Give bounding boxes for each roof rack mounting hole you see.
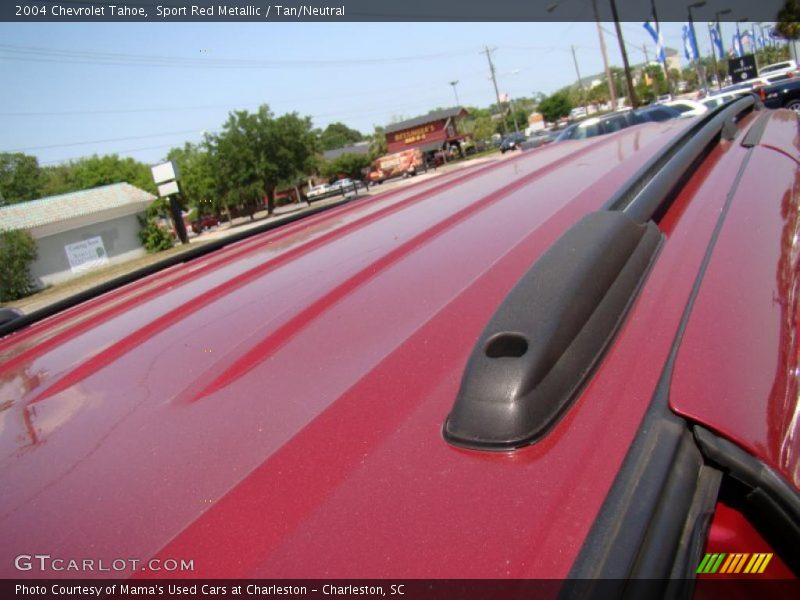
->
[485,333,529,358]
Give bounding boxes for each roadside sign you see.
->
[158,181,180,197]
[64,236,109,274]
[728,55,757,83]
[151,161,179,185]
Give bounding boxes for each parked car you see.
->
[758,59,798,78]
[518,129,558,150]
[1,97,798,583]
[556,105,682,142]
[306,183,331,200]
[499,132,527,153]
[190,214,220,234]
[701,88,755,110]
[569,106,588,119]
[329,177,360,193]
[759,78,800,112]
[664,99,709,117]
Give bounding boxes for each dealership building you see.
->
[0,182,155,288]
[383,107,469,157]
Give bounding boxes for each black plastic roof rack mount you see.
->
[444,96,758,452]
[444,211,661,451]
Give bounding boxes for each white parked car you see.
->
[664,99,708,117]
[330,178,360,193]
[758,60,798,78]
[307,184,331,199]
[701,89,753,110]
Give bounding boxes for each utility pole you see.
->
[609,0,638,108]
[571,45,589,116]
[591,0,617,110]
[483,46,507,135]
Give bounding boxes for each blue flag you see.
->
[731,32,744,57]
[643,21,666,64]
[682,24,698,61]
[709,22,724,60]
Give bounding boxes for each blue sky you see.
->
[0,20,767,166]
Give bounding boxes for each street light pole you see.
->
[570,45,589,116]
[715,9,731,57]
[449,80,460,107]
[688,2,708,95]
[482,46,508,135]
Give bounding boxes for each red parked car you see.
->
[0,96,797,590]
[190,214,220,234]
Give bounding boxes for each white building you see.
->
[0,182,155,288]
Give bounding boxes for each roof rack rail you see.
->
[606,95,757,223]
[443,96,757,451]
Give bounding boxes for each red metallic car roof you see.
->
[670,110,800,488]
[0,113,788,578]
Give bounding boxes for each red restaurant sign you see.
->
[386,119,457,153]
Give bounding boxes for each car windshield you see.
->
[669,104,694,114]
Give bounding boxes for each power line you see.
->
[6,128,215,152]
[0,54,517,119]
[0,43,478,69]
[10,98,450,156]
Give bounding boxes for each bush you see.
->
[0,229,38,301]
[138,217,175,253]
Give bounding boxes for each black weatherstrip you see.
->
[693,426,800,576]
[564,137,757,591]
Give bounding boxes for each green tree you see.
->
[322,153,372,181]
[137,217,175,253]
[369,126,388,158]
[41,155,156,197]
[538,92,573,123]
[638,65,668,104]
[214,105,318,216]
[776,0,800,41]
[0,153,43,204]
[587,83,610,105]
[0,229,38,301]
[318,122,364,151]
[681,66,699,91]
[470,115,496,141]
[501,106,530,134]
